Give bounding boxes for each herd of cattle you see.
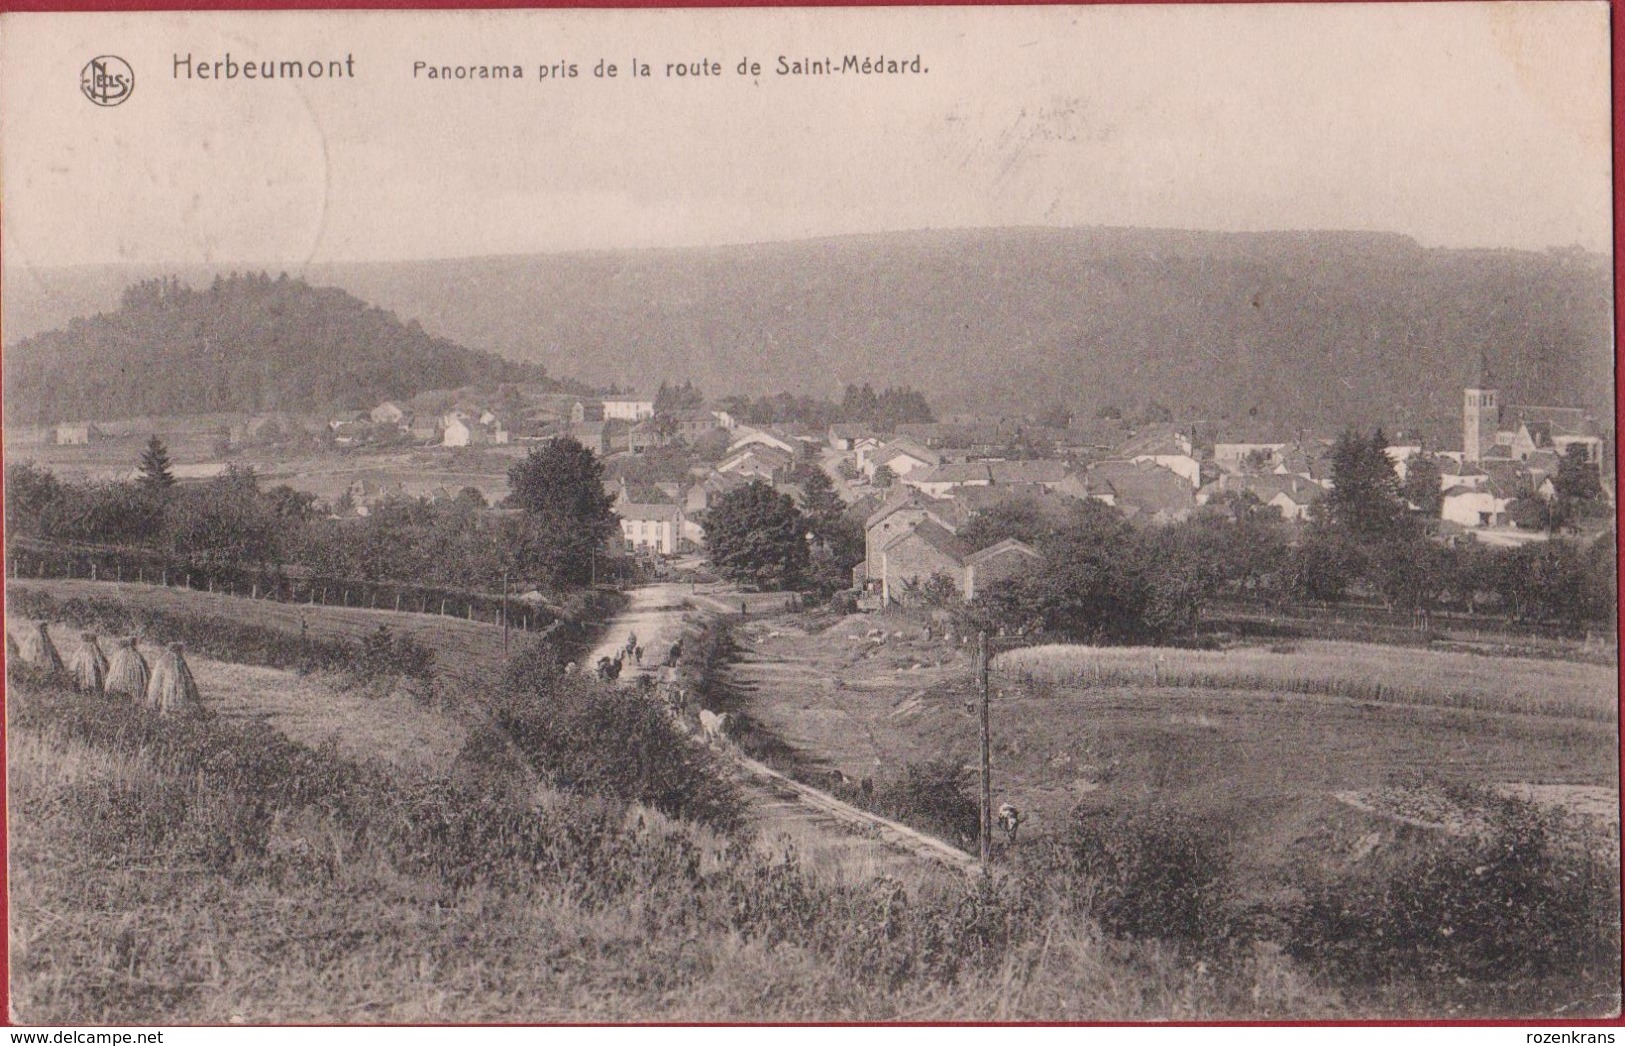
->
[561,631,732,742]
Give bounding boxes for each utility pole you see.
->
[977,630,992,871]
[502,572,510,656]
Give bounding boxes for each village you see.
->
[14,372,1614,613]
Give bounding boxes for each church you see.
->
[1462,386,1604,469]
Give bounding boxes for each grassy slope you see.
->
[7,675,1329,1023]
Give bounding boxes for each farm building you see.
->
[53,422,103,445]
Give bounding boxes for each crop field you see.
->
[7,579,517,687]
[997,640,1618,722]
[728,614,1619,881]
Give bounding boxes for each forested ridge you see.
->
[3,273,568,424]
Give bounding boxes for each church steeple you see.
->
[1463,353,1501,464]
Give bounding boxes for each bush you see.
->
[472,645,745,831]
[839,758,982,852]
[356,624,435,682]
[1285,785,1621,997]
[1039,801,1236,950]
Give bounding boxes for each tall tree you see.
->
[507,438,615,527]
[1552,444,1603,503]
[703,480,811,590]
[506,438,618,586]
[1401,453,1444,518]
[137,435,176,491]
[1324,428,1408,541]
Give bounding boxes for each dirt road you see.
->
[583,582,695,682]
[584,582,976,879]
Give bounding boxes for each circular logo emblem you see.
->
[80,55,134,107]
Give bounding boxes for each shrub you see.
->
[840,758,982,852]
[1038,801,1236,951]
[472,645,745,831]
[356,624,435,682]
[1285,785,1621,996]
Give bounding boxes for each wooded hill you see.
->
[4,228,1612,433]
[1,273,570,425]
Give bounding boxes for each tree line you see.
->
[6,437,622,595]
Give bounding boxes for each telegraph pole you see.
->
[977,630,992,870]
[502,572,510,656]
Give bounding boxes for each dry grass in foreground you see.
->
[8,671,1344,1024]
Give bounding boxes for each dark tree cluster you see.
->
[702,481,812,591]
[6,436,622,596]
[6,273,563,424]
[711,384,936,432]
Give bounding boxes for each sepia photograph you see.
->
[0,2,1618,1025]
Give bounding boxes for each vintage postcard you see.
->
[0,3,1617,1026]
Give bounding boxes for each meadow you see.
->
[7,671,1339,1023]
[996,640,1619,722]
[9,591,1618,1021]
[719,612,1620,1016]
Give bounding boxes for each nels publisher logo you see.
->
[80,55,134,107]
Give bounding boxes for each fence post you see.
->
[395,593,402,613]
[441,599,447,616]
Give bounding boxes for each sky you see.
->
[0,3,1613,270]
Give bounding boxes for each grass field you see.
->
[7,579,516,688]
[998,640,1618,721]
[9,672,1340,1023]
[728,612,1619,892]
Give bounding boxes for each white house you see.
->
[619,503,684,555]
[442,413,488,448]
[370,401,409,426]
[903,462,993,497]
[1213,443,1287,472]
[603,395,656,422]
[1442,488,1510,529]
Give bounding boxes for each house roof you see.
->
[828,423,874,440]
[1508,405,1598,437]
[604,394,654,404]
[909,462,994,485]
[964,538,1042,568]
[1087,460,1195,518]
[877,437,942,466]
[986,459,1072,485]
[865,488,956,532]
[618,503,682,522]
[881,518,968,563]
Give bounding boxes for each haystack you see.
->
[146,642,203,717]
[68,632,108,693]
[105,637,150,699]
[17,621,65,674]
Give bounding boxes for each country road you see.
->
[585,581,978,880]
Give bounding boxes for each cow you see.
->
[998,803,1022,844]
[698,708,730,742]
